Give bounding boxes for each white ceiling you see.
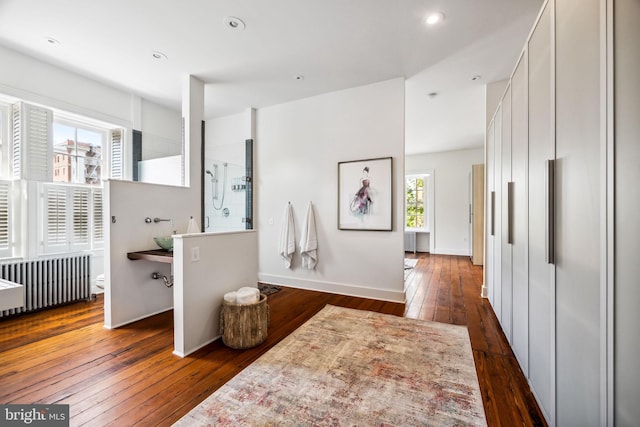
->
[0,0,541,154]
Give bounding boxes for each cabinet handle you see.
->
[545,160,555,264]
[491,191,495,236]
[507,182,514,244]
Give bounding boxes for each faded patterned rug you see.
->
[174,305,486,426]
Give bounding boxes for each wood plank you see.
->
[0,254,545,427]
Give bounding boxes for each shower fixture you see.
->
[207,162,228,210]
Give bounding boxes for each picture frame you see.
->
[338,157,392,231]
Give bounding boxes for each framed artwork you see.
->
[338,157,392,231]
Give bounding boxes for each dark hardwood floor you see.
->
[0,253,545,426]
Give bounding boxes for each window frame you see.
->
[52,117,107,185]
[405,174,428,231]
[405,172,434,234]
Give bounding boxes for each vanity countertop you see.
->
[127,250,173,264]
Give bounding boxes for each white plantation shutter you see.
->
[41,184,96,253]
[92,189,103,246]
[0,181,11,258]
[44,185,67,251]
[71,188,90,248]
[110,129,123,179]
[11,104,21,179]
[12,102,53,181]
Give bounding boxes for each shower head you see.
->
[205,170,214,177]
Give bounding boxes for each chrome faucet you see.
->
[153,217,171,223]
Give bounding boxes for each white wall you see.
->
[256,78,405,302]
[140,100,182,160]
[406,148,484,256]
[139,155,182,186]
[104,180,200,328]
[173,230,258,357]
[0,45,133,127]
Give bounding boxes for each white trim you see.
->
[433,248,470,257]
[173,335,221,358]
[257,274,406,303]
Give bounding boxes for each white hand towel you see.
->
[278,203,296,268]
[236,288,259,305]
[223,291,237,303]
[300,202,318,269]
[238,286,260,301]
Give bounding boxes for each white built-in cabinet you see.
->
[614,1,640,426]
[484,0,640,425]
[510,53,528,376]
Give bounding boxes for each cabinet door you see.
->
[500,86,513,342]
[555,0,602,425]
[485,119,495,305]
[527,2,555,421]
[615,0,640,425]
[493,105,503,320]
[511,53,529,374]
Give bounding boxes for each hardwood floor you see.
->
[0,253,545,426]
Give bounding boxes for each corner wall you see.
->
[256,78,405,302]
[406,148,484,256]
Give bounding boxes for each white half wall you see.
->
[256,78,405,302]
[104,180,200,328]
[406,148,484,256]
[173,230,258,357]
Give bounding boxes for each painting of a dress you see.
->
[350,166,373,215]
[338,157,392,231]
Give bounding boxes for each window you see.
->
[406,176,425,229]
[53,121,103,184]
[0,100,120,259]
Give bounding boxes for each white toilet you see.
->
[96,273,105,289]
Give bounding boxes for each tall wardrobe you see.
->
[484,0,639,426]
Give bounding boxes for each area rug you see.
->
[174,305,486,426]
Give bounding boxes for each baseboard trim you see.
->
[258,274,406,303]
[433,248,471,256]
[174,335,222,358]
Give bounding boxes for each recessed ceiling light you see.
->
[294,75,304,81]
[224,16,246,31]
[425,12,445,25]
[151,51,168,60]
[45,36,60,46]
[471,75,482,81]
